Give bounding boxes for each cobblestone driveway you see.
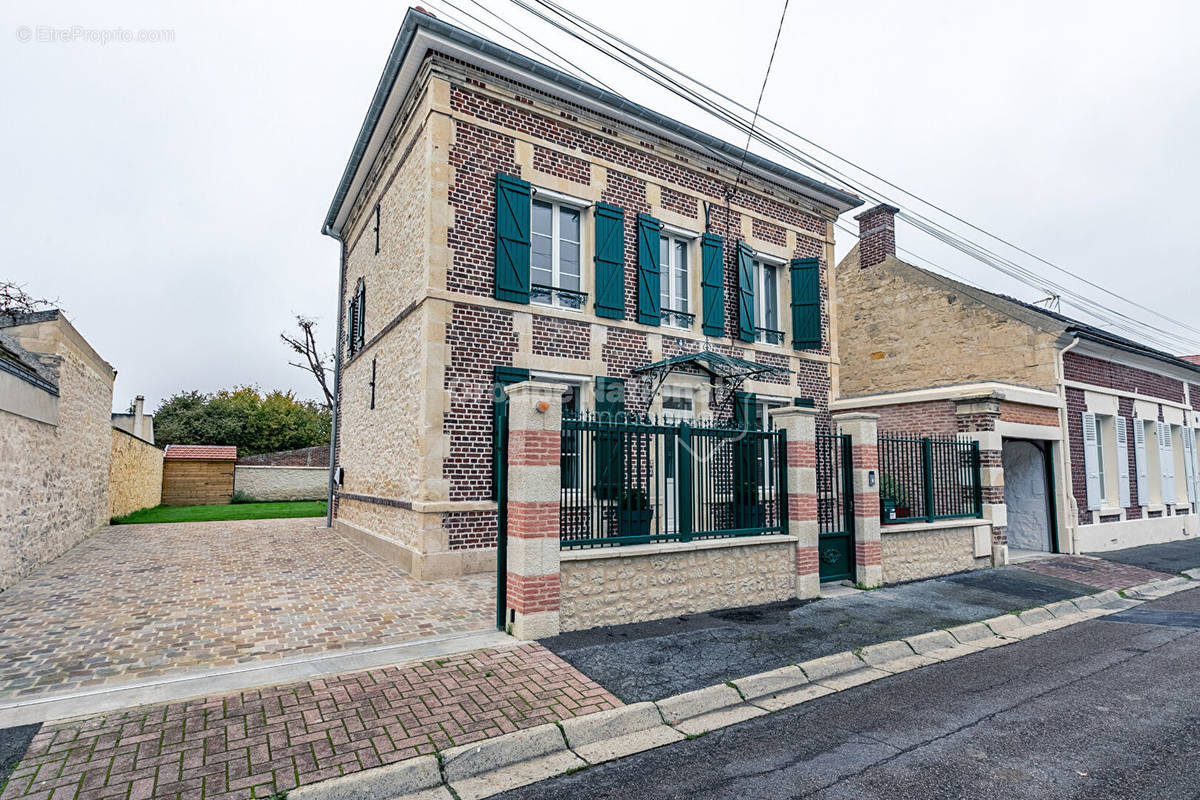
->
[0,519,492,699]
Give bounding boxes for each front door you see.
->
[1003,439,1055,553]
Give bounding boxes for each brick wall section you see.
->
[601,328,653,414]
[532,315,589,360]
[532,145,589,185]
[660,186,697,218]
[957,410,1000,433]
[444,510,497,550]
[1065,387,1089,526]
[447,119,519,298]
[871,400,957,435]
[445,304,517,502]
[999,401,1060,428]
[1191,384,1200,411]
[1063,352,1184,404]
[752,216,786,247]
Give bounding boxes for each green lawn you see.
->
[111,501,327,525]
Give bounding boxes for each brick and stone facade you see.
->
[836,204,1200,563]
[324,11,859,583]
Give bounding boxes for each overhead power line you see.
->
[496,0,1200,352]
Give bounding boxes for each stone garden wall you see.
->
[108,428,163,518]
[234,465,327,502]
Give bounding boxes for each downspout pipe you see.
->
[1056,336,1082,554]
[326,237,347,528]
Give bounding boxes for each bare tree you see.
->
[281,315,334,409]
[0,281,55,324]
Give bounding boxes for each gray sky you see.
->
[4,0,1198,413]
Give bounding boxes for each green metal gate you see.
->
[817,432,855,582]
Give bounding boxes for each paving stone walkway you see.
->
[0,520,492,699]
[0,643,619,800]
[1012,554,1172,591]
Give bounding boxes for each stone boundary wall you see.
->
[108,427,163,518]
[234,465,327,502]
[880,521,992,584]
[237,445,329,467]
[559,537,797,633]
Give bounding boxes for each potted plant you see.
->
[617,487,653,537]
[879,474,910,523]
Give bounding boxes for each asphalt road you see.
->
[500,588,1200,800]
[543,567,1097,701]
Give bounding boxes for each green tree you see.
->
[154,386,330,456]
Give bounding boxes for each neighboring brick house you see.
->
[322,9,862,580]
[836,204,1200,565]
[0,310,116,590]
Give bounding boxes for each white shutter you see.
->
[1082,411,1101,511]
[1183,429,1197,505]
[1191,430,1200,509]
[1115,417,1131,508]
[1133,419,1149,505]
[1160,422,1177,506]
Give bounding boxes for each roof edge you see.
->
[323,9,862,238]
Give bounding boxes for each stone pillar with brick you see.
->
[770,405,820,599]
[955,393,1007,566]
[504,380,566,639]
[834,412,883,588]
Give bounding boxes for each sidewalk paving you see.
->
[0,644,619,800]
[1011,553,1172,590]
[1086,538,1200,575]
[0,520,492,701]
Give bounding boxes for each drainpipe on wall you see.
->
[1056,336,1082,554]
[326,238,348,529]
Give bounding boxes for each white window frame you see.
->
[530,195,585,311]
[659,227,695,329]
[752,255,784,345]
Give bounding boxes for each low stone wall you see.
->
[108,428,163,518]
[559,536,797,633]
[880,520,992,584]
[234,465,327,502]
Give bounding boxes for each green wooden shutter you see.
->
[736,241,755,342]
[701,233,725,337]
[636,213,662,326]
[594,203,626,320]
[790,257,821,350]
[492,366,530,501]
[595,376,626,499]
[494,173,531,304]
[794,397,816,408]
[346,295,356,356]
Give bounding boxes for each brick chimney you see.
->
[855,203,899,269]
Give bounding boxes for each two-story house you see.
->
[322,8,861,580]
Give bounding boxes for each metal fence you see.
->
[877,433,983,524]
[560,413,787,548]
[817,432,852,536]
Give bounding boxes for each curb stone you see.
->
[289,755,448,800]
[797,652,888,690]
[440,723,583,800]
[655,683,764,736]
[733,666,832,711]
[946,622,1009,649]
[560,702,684,765]
[347,578,1199,799]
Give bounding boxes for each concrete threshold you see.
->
[0,628,513,727]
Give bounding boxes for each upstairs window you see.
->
[659,234,692,329]
[753,258,782,345]
[531,199,582,309]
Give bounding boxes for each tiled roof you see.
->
[164,445,237,461]
[1183,356,1200,366]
